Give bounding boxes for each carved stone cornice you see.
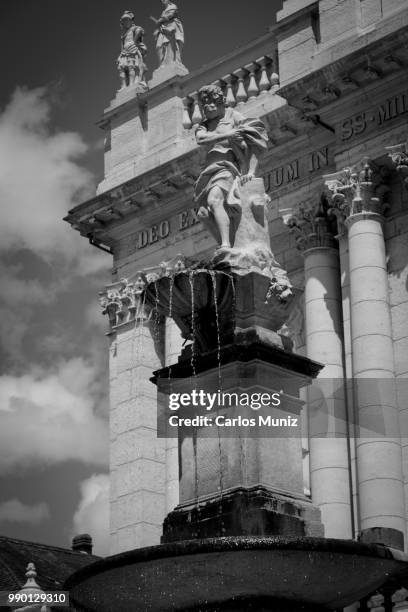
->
[63,153,201,244]
[286,194,338,252]
[278,26,408,114]
[324,158,390,228]
[99,255,188,330]
[386,142,408,190]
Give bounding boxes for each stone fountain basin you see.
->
[65,537,408,611]
[143,270,233,318]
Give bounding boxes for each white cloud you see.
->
[0,86,108,273]
[0,499,50,524]
[0,86,110,363]
[0,357,108,473]
[72,474,110,557]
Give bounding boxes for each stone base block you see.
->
[162,486,324,543]
[359,526,404,551]
[149,62,189,87]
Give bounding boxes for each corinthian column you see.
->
[325,158,405,550]
[287,195,353,539]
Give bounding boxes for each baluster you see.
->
[233,68,248,105]
[221,74,236,107]
[182,97,192,129]
[245,62,259,99]
[256,56,272,94]
[190,91,203,125]
[270,70,280,93]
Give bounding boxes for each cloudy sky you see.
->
[0,0,282,556]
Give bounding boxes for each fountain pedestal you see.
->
[154,340,324,543]
[148,271,324,542]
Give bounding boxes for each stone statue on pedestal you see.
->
[193,85,291,298]
[150,0,184,65]
[117,10,147,89]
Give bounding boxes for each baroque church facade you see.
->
[61,0,408,607]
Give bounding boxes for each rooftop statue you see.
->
[150,0,184,66]
[193,85,292,298]
[117,10,147,89]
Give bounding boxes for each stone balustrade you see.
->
[182,55,279,129]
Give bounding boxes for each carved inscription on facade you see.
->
[137,208,200,249]
[263,146,330,191]
[340,91,408,142]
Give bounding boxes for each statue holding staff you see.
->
[117,10,147,89]
[150,0,184,65]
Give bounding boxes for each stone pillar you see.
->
[287,195,353,539]
[100,279,166,554]
[325,159,405,550]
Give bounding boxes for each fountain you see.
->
[65,86,408,611]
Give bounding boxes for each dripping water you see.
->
[210,270,225,536]
[154,280,161,353]
[189,271,196,378]
[167,275,174,382]
[209,270,222,389]
[131,280,147,399]
[230,274,246,494]
[188,270,200,525]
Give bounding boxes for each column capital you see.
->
[99,276,151,330]
[324,157,391,228]
[100,255,188,330]
[286,194,338,252]
[386,141,408,190]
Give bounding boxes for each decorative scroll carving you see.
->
[100,256,188,329]
[386,142,408,190]
[99,277,148,328]
[286,194,338,251]
[324,157,390,227]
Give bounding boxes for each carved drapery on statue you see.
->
[151,1,184,66]
[193,85,292,299]
[117,10,147,89]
